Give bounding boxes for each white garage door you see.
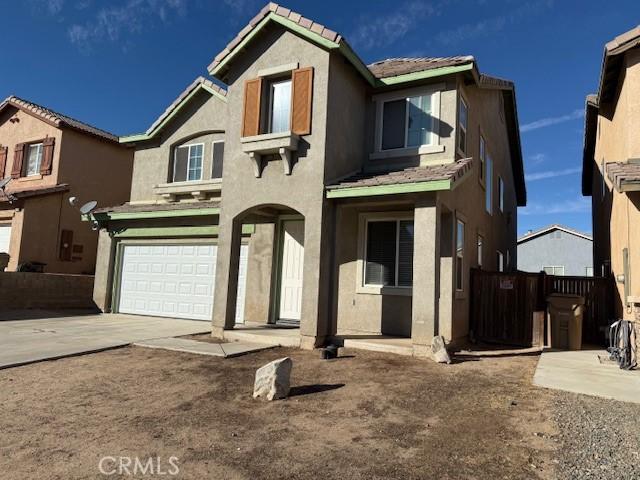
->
[118,243,248,322]
[0,224,11,253]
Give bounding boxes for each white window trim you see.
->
[25,142,43,177]
[457,94,468,156]
[372,84,443,159]
[211,140,224,179]
[173,142,204,182]
[478,133,486,187]
[498,175,505,212]
[497,251,504,272]
[543,265,565,276]
[356,211,414,296]
[485,152,493,216]
[267,78,292,134]
[455,218,465,292]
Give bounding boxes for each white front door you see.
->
[279,220,304,321]
[0,224,11,253]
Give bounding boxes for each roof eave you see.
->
[582,99,599,196]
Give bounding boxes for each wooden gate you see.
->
[470,269,612,347]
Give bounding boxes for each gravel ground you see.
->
[553,392,640,479]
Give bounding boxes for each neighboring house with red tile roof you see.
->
[583,24,640,321]
[93,2,525,355]
[0,96,133,274]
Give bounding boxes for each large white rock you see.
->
[431,335,451,364]
[253,357,293,401]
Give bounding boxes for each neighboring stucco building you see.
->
[93,3,526,354]
[517,224,593,276]
[583,25,640,320]
[0,96,133,274]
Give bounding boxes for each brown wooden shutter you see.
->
[11,143,25,179]
[291,67,314,135]
[0,146,7,178]
[40,137,55,175]
[242,78,262,137]
[59,229,73,261]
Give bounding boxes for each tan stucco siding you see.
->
[129,90,227,203]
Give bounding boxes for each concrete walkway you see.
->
[0,312,210,369]
[533,348,640,404]
[133,337,275,357]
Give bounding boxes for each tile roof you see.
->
[208,2,342,73]
[0,183,69,202]
[367,56,474,78]
[94,200,221,215]
[606,161,640,192]
[327,158,473,191]
[0,96,120,143]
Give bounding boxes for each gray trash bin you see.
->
[547,293,585,350]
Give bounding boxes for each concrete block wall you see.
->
[0,272,97,310]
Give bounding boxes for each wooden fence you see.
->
[470,269,612,347]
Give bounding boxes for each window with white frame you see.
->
[498,176,505,212]
[212,141,224,179]
[25,143,43,176]
[364,219,414,288]
[497,251,504,272]
[485,153,493,214]
[477,234,484,269]
[173,143,203,182]
[268,78,292,133]
[456,219,465,290]
[543,266,565,276]
[458,96,468,154]
[380,92,436,151]
[479,135,486,184]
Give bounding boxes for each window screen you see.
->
[397,220,414,287]
[212,141,224,179]
[365,221,397,286]
[381,99,406,150]
[173,146,189,182]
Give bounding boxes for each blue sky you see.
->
[1,0,638,236]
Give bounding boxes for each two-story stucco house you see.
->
[583,25,640,320]
[517,224,593,276]
[93,3,525,355]
[0,96,133,274]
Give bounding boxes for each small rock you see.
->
[510,400,518,406]
[253,357,293,401]
[431,335,451,364]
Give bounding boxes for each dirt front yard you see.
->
[0,345,560,479]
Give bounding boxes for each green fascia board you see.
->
[94,207,220,221]
[326,179,452,199]
[209,13,377,87]
[377,63,474,86]
[114,224,255,239]
[119,84,225,144]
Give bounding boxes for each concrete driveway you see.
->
[0,312,211,369]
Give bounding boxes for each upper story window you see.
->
[485,153,493,215]
[496,251,504,272]
[479,135,486,184]
[456,219,465,291]
[25,143,43,176]
[268,78,292,133]
[458,96,468,154]
[381,94,434,150]
[212,141,224,179]
[173,143,203,182]
[498,175,505,212]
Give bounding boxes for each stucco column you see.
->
[438,210,454,342]
[411,197,440,356]
[211,214,242,337]
[298,202,334,349]
[93,229,116,312]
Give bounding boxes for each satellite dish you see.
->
[0,178,11,189]
[79,200,97,215]
[68,196,77,206]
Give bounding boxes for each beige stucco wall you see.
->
[0,106,133,274]
[591,48,640,319]
[129,90,227,203]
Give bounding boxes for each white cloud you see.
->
[68,0,187,52]
[520,109,584,133]
[350,1,438,50]
[519,196,590,216]
[527,153,547,165]
[436,0,553,45]
[525,166,582,182]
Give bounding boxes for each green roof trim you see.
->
[326,179,452,199]
[209,12,377,87]
[378,63,474,86]
[113,224,255,239]
[119,83,226,144]
[93,206,220,221]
